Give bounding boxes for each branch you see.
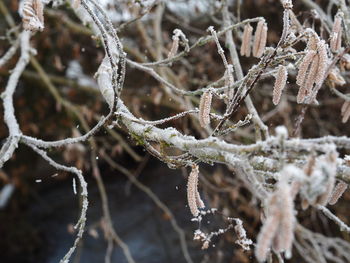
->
[0,31,31,167]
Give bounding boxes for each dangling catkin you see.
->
[256,23,268,58]
[198,90,212,128]
[296,51,316,87]
[168,30,181,59]
[256,180,295,261]
[273,184,294,257]
[315,40,328,86]
[302,53,319,101]
[272,65,288,105]
[341,100,350,115]
[296,86,307,104]
[297,52,318,103]
[341,101,350,123]
[224,65,235,101]
[306,33,318,51]
[168,38,179,59]
[255,194,280,262]
[256,215,279,262]
[22,0,44,32]
[330,12,343,52]
[328,181,348,205]
[241,24,253,57]
[253,20,265,57]
[33,0,43,24]
[187,165,200,217]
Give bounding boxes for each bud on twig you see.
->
[22,0,44,32]
[198,90,212,128]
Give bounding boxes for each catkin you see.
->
[187,165,200,217]
[330,12,343,52]
[295,39,329,104]
[328,181,348,205]
[336,30,343,51]
[224,65,235,101]
[255,194,280,262]
[256,23,268,58]
[302,53,319,101]
[275,184,294,257]
[315,40,328,86]
[253,20,265,57]
[341,100,350,115]
[198,90,212,128]
[271,183,294,254]
[256,181,295,261]
[296,51,317,104]
[317,179,335,206]
[196,190,205,208]
[341,101,350,123]
[315,152,337,206]
[255,213,280,262]
[296,86,307,104]
[306,33,318,51]
[22,0,44,32]
[168,37,179,59]
[241,24,253,57]
[272,65,288,105]
[296,51,316,86]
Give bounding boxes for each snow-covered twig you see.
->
[0,31,31,168]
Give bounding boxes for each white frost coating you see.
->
[95,56,115,109]
[27,144,88,263]
[0,40,20,68]
[275,125,288,139]
[317,205,350,233]
[72,177,77,195]
[281,164,306,182]
[300,149,338,205]
[234,218,253,250]
[251,156,278,170]
[116,99,347,159]
[1,31,31,168]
